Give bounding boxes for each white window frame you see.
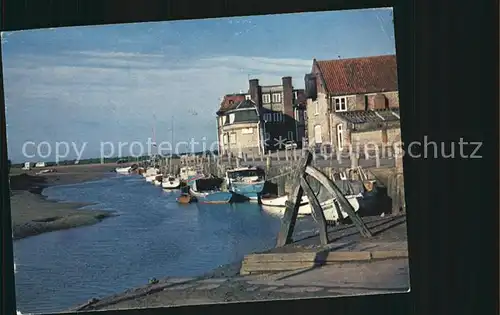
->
[273,112,282,122]
[333,96,347,112]
[245,94,252,100]
[263,113,272,122]
[241,128,254,134]
[229,113,235,124]
[314,125,322,144]
[272,93,282,103]
[262,94,271,103]
[293,91,298,100]
[230,132,237,144]
[314,101,319,116]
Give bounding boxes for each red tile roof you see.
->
[315,55,398,96]
[217,94,246,114]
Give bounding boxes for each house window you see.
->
[222,116,227,125]
[273,112,283,122]
[293,91,298,100]
[314,125,322,144]
[262,94,271,103]
[333,97,347,112]
[230,133,237,144]
[288,131,294,141]
[229,113,235,124]
[223,133,229,145]
[245,94,251,100]
[241,128,254,134]
[314,101,319,115]
[263,113,272,122]
[272,93,282,103]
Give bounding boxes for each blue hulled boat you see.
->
[225,166,267,202]
[188,176,248,204]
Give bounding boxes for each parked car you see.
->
[284,140,298,150]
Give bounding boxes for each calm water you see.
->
[13,175,291,314]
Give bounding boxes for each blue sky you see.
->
[2,8,395,163]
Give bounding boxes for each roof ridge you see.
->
[316,54,396,63]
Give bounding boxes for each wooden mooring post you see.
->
[276,150,372,247]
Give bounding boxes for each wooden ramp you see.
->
[240,248,408,275]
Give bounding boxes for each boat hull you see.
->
[162,179,181,189]
[229,181,266,201]
[116,167,131,174]
[260,194,361,220]
[188,188,233,204]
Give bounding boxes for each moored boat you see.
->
[188,177,248,204]
[162,175,181,189]
[226,166,266,202]
[115,166,132,174]
[260,193,361,221]
[153,174,163,186]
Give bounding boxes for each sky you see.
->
[1,8,395,163]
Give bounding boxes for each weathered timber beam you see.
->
[276,150,313,247]
[300,176,329,245]
[305,165,373,238]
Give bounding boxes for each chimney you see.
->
[249,79,261,107]
[282,76,293,118]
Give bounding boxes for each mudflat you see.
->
[9,163,126,240]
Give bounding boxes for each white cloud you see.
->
[3,50,312,161]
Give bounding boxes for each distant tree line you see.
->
[9,150,219,168]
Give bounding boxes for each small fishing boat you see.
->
[260,194,361,221]
[162,175,181,189]
[153,174,163,186]
[179,166,200,181]
[115,166,131,174]
[226,166,266,202]
[188,177,247,204]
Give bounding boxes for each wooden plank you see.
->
[300,176,329,245]
[276,151,313,247]
[244,252,317,263]
[305,166,373,238]
[240,261,315,274]
[324,251,372,262]
[371,250,408,259]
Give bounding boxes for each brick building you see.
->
[304,54,400,151]
[216,77,307,156]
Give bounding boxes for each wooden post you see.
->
[293,149,297,161]
[285,149,289,161]
[350,153,359,169]
[375,147,381,168]
[300,177,329,244]
[276,151,312,247]
[305,166,372,237]
[278,177,286,196]
[266,155,272,173]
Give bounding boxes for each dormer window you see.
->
[245,94,251,100]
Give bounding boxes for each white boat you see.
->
[116,166,131,174]
[145,175,156,183]
[162,176,181,189]
[260,194,361,222]
[179,166,200,181]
